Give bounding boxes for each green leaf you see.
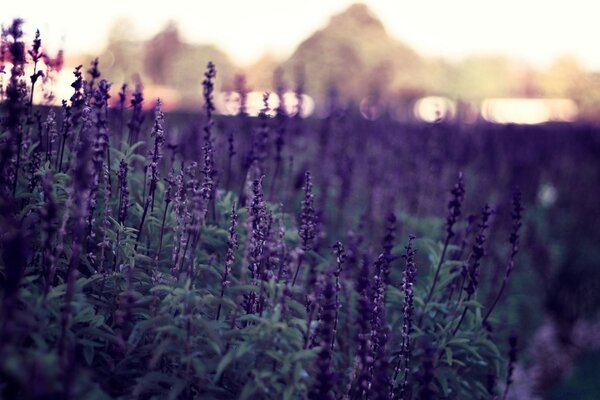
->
[479,338,501,358]
[213,342,251,383]
[83,346,95,365]
[445,347,453,366]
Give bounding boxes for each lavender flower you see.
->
[117,159,129,224]
[27,29,44,111]
[180,162,207,279]
[225,127,236,190]
[127,82,144,146]
[465,204,493,296]
[370,253,392,400]
[148,99,165,211]
[1,19,27,196]
[292,171,316,286]
[68,64,84,125]
[216,202,238,320]
[348,255,373,399]
[201,133,215,203]
[134,99,166,251]
[503,334,518,400]
[86,79,111,241]
[451,204,493,336]
[117,83,127,148]
[27,136,41,192]
[202,61,216,141]
[118,83,127,110]
[331,241,345,353]
[447,172,466,239]
[423,172,465,312]
[243,176,268,314]
[44,109,57,162]
[483,189,524,323]
[310,269,337,400]
[170,162,191,275]
[113,159,129,270]
[392,234,417,400]
[202,62,217,220]
[273,213,289,283]
[87,57,101,92]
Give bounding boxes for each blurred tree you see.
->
[144,21,183,85]
[283,3,424,101]
[541,56,600,120]
[100,17,145,86]
[445,55,519,99]
[243,53,281,91]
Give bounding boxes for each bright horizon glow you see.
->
[4,1,600,70]
[481,98,578,124]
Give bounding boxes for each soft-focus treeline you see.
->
[78,4,600,118]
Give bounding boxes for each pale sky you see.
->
[4,0,600,70]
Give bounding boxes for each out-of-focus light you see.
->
[481,98,578,124]
[217,91,279,116]
[216,91,241,116]
[31,67,72,107]
[217,91,310,117]
[246,92,280,117]
[538,183,558,207]
[414,96,455,122]
[282,92,315,118]
[359,96,383,120]
[143,86,181,111]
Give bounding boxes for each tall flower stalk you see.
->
[392,234,417,400]
[243,176,268,315]
[292,171,316,286]
[421,173,465,321]
[347,256,373,399]
[134,100,164,251]
[483,189,524,323]
[310,269,337,400]
[216,202,238,320]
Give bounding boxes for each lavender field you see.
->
[1,17,600,400]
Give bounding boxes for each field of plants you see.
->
[1,20,600,400]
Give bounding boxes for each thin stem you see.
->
[134,197,151,252]
[155,201,170,261]
[291,254,304,287]
[483,276,509,324]
[425,236,450,304]
[419,236,450,325]
[450,294,472,336]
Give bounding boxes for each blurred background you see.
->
[4,0,600,122]
[3,2,600,399]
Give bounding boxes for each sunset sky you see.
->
[4,0,600,69]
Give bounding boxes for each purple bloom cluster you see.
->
[393,234,417,400]
[311,270,337,400]
[244,176,269,314]
[465,204,493,296]
[217,202,239,320]
[0,28,551,399]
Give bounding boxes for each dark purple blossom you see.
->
[483,189,524,323]
[310,269,337,400]
[217,202,239,320]
[392,234,417,400]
